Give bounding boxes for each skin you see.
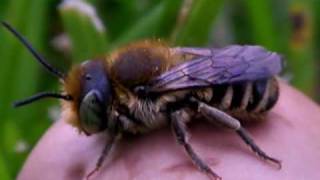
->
[18,82,320,180]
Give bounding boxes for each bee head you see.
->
[75,60,112,135]
[2,22,112,135]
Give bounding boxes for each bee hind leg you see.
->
[171,110,221,180]
[193,98,281,169]
[236,127,281,169]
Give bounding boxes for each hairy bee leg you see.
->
[171,110,221,180]
[195,100,281,168]
[86,133,118,180]
[118,115,139,132]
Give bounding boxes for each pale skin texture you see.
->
[18,82,320,180]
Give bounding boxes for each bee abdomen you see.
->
[195,77,279,121]
[245,77,279,113]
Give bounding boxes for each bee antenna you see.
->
[13,92,73,108]
[1,21,65,79]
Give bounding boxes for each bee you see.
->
[2,22,282,180]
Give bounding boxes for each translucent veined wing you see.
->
[147,45,283,92]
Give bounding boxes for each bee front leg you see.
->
[171,110,221,180]
[86,131,120,180]
[194,99,281,168]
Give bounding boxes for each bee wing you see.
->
[147,45,283,92]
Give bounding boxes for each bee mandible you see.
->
[2,22,282,180]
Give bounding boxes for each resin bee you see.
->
[3,22,282,180]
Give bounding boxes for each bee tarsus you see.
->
[236,127,282,169]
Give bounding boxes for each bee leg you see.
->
[86,132,119,180]
[236,127,281,169]
[195,100,281,169]
[171,110,221,180]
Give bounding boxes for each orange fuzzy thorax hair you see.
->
[107,40,177,89]
[61,65,83,129]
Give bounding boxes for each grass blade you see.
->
[59,0,108,62]
[174,0,224,46]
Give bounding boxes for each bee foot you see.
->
[85,167,99,180]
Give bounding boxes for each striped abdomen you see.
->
[195,77,279,122]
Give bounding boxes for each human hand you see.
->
[18,82,320,180]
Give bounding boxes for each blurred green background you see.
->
[0,0,319,179]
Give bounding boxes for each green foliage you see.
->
[0,0,51,178]
[59,1,108,62]
[174,0,224,46]
[110,0,183,49]
[0,0,318,179]
[243,0,279,50]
